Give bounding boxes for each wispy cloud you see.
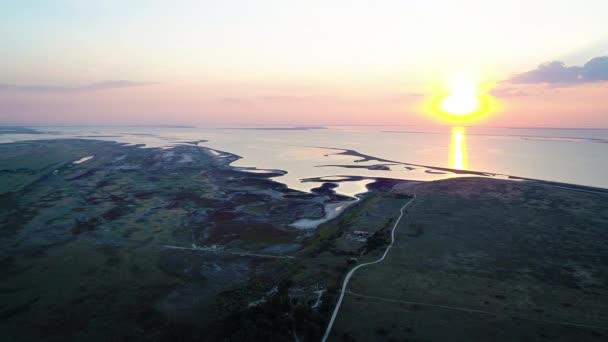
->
[489,86,529,97]
[0,80,155,93]
[260,95,338,103]
[509,56,608,85]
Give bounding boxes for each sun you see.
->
[421,75,498,124]
[439,79,480,116]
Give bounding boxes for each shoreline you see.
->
[308,145,608,193]
[1,124,607,192]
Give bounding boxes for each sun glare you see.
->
[449,126,468,170]
[422,75,498,124]
[439,80,480,115]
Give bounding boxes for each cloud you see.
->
[489,86,529,97]
[0,80,155,93]
[510,56,608,84]
[261,95,336,103]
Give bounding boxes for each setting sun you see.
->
[422,75,499,124]
[439,80,480,116]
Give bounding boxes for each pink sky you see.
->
[1,81,607,128]
[2,1,608,128]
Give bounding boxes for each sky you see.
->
[1,0,608,127]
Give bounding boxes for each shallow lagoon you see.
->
[2,125,607,196]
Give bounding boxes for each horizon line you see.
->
[2,123,608,130]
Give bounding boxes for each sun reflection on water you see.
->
[449,127,468,170]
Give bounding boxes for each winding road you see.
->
[321,193,416,342]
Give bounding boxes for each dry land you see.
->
[0,139,408,341]
[1,139,607,341]
[331,178,608,341]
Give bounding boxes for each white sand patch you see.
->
[73,155,94,164]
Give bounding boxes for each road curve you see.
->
[321,194,416,342]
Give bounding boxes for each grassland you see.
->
[331,177,608,341]
[0,139,331,340]
[2,139,607,341]
[0,139,411,341]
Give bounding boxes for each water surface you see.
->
[2,125,606,195]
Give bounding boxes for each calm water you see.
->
[2,125,607,195]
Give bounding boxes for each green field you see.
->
[331,178,608,341]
